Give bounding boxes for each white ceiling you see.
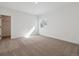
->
[0,2,73,15]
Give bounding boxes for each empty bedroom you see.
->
[0,2,79,56]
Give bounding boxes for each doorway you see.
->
[0,15,11,39]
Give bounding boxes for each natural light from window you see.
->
[24,26,35,38]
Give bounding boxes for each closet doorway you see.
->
[0,15,11,39]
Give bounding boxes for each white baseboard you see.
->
[40,34,79,45]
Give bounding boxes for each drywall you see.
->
[0,6,37,38]
[39,3,79,44]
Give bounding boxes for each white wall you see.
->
[39,3,79,44]
[0,6,37,38]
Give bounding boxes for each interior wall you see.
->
[0,6,37,38]
[39,3,79,44]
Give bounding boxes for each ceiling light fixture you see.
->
[34,2,38,4]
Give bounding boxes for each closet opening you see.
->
[0,15,11,39]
